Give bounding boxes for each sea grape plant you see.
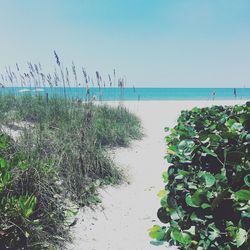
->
[149,102,250,249]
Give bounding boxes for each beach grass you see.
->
[0,94,142,249]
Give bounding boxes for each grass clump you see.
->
[0,94,142,249]
[149,102,250,249]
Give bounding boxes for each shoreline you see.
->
[100,99,248,103]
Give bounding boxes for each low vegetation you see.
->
[0,94,142,249]
[149,102,250,249]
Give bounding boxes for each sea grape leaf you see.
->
[201,146,217,157]
[226,119,237,127]
[185,195,199,208]
[244,174,250,187]
[162,172,168,183]
[178,140,196,156]
[148,225,166,241]
[192,107,200,113]
[160,196,168,208]
[167,149,176,155]
[171,228,190,245]
[169,207,183,221]
[226,225,237,238]
[234,190,250,201]
[209,134,222,148]
[231,122,243,131]
[175,174,184,180]
[201,203,211,209]
[236,228,247,247]
[157,207,170,223]
[178,170,190,177]
[199,132,210,142]
[202,172,216,188]
[167,196,178,209]
[208,223,220,241]
[157,189,167,198]
[191,190,205,206]
[184,226,195,236]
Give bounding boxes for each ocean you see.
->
[1,87,250,101]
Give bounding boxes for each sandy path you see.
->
[66,100,246,250]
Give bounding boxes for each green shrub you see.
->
[150,103,250,249]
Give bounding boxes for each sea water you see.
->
[1,87,249,101]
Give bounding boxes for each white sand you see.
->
[66,100,246,250]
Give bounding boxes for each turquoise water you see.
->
[1,87,249,101]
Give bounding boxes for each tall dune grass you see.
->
[0,53,142,249]
[0,51,127,102]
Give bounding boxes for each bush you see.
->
[149,103,250,249]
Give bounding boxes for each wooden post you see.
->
[45,92,49,104]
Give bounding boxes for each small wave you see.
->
[18,89,31,93]
[32,88,45,92]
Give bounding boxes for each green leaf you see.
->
[208,223,220,241]
[184,226,195,236]
[178,140,196,156]
[231,122,243,131]
[178,169,190,177]
[18,161,29,171]
[0,158,7,169]
[24,208,34,218]
[234,189,250,201]
[226,225,237,238]
[169,208,183,221]
[157,189,167,198]
[236,228,247,247]
[162,172,168,183]
[192,107,200,113]
[201,146,217,157]
[191,190,205,206]
[185,195,199,208]
[226,118,237,127]
[202,172,216,188]
[148,225,166,241]
[171,228,191,245]
[243,174,250,187]
[157,207,170,223]
[149,225,160,234]
[201,203,211,209]
[160,196,168,208]
[2,171,11,185]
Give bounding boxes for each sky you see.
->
[0,0,250,87]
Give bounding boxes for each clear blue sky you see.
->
[0,0,250,87]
